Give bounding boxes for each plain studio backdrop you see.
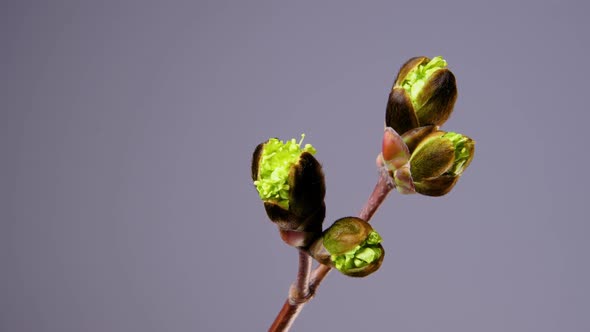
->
[2,1,589,331]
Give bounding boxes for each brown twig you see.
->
[268,250,312,332]
[268,173,394,331]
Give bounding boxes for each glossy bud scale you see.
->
[386,56,457,135]
[252,135,326,247]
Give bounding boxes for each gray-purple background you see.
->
[2,1,589,331]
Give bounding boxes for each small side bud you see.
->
[380,127,416,194]
[381,127,410,170]
[310,217,385,277]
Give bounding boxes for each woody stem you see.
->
[268,173,394,332]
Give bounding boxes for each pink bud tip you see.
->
[381,127,410,170]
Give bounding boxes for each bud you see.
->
[252,134,326,247]
[380,127,415,194]
[386,56,457,134]
[408,130,475,196]
[309,217,384,277]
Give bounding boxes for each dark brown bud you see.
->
[252,135,326,247]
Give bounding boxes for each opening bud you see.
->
[252,134,317,209]
[311,217,385,277]
[252,134,326,247]
[386,56,457,134]
[408,131,475,196]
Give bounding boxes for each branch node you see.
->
[288,283,314,305]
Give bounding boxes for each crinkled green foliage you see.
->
[331,231,383,272]
[401,56,447,108]
[253,134,316,209]
[443,132,471,175]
